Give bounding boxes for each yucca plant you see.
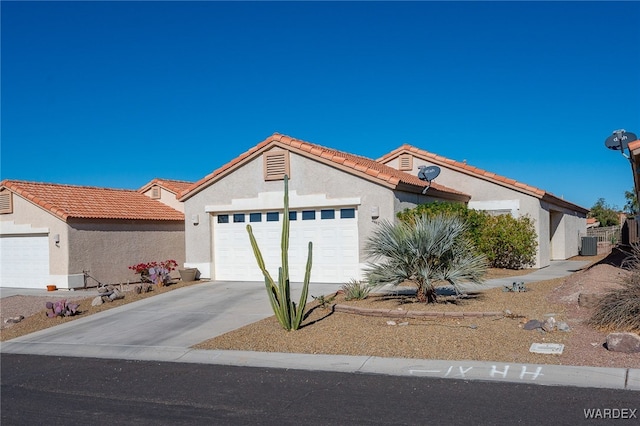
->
[246,175,313,331]
[364,213,487,303]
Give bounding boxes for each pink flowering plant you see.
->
[128,260,178,286]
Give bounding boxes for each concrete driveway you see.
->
[0,280,341,359]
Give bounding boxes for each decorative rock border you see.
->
[333,304,502,319]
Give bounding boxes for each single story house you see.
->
[0,180,185,289]
[179,134,588,283]
[178,133,469,283]
[377,144,589,268]
[138,178,193,213]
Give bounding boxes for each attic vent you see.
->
[0,191,12,214]
[399,154,413,171]
[150,186,161,199]
[264,150,290,181]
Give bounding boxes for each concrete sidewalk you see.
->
[2,260,639,391]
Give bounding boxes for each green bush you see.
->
[398,202,537,270]
[476,214,537,269]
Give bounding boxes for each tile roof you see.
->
[378,144,589,213]
[138,178,193,195]
[1,180,184,221]
[179,133,469,201]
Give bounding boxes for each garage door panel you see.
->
[214,210,358,283]
[0,235,50,289]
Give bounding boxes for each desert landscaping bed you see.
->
[2,254,639,369]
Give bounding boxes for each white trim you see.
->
[49,274,85,290]
[184,262,210,279]
[468,200,520,216]
[0,221,49,235]
[205,191,361,213]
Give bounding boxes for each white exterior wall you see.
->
[382,155,587,268]
[183,149,437,280]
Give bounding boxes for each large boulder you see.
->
[606,332,640,353]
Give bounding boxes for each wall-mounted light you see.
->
[191,214,199,225]
[370,206,380,220]
[53,234,60,245]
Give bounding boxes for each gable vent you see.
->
[0,191,13,214]
[150,186,161,199]
[264,150,290,181]
[399,154,413,171]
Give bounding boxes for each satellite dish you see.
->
[417,165,441,195]
[418,165,441,182]
[605,130,638,151]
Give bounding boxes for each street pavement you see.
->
[1,260,639,391]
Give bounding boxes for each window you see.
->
[250,213,261,222]
[302,210,316,220]
[263,150,290,181]
[217,214,229,224]
[289,211,297,221]
[233,213,245,223]
[266,212,279,222]
[340,208,356,219]
[321,209,335,220]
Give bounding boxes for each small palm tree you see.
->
[364,213,487,303]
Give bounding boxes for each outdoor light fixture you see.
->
[191,214,199,225]
[53,234,60,244]
[370,206,380,220]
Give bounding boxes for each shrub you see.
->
[341,279,371,301]
[398,202,537,270]
[365,213,487,303]
[476,214,537,269]
[588,245,640,332]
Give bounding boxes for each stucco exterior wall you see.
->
[183,149,436,279]
[381,155,589,268]
[0,194,70,276]
[67,219,185,285]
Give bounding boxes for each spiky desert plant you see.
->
[588,244,640,332]
[364,213,487,303]
[247,175,313,331]
[341,279,372,301]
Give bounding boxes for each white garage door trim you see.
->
[213,207,359,283]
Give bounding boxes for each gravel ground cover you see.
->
[2,253,639,369]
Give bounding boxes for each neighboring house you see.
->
[138,178,193,213]
[0,180,185,289]
[377,144,588,268]
[178,133,469,283]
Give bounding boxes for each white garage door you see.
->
[214,208,359,283]
[0,234,50,288]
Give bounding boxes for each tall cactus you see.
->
[246,175,313,331]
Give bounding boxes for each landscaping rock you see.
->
[605,332,640,353]
[4,315,24,324]
[542,317,556,332]
[91,296,103,306]
[523,319,543,330]
[557,322,571,332]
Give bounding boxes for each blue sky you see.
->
[2,1,639,210]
